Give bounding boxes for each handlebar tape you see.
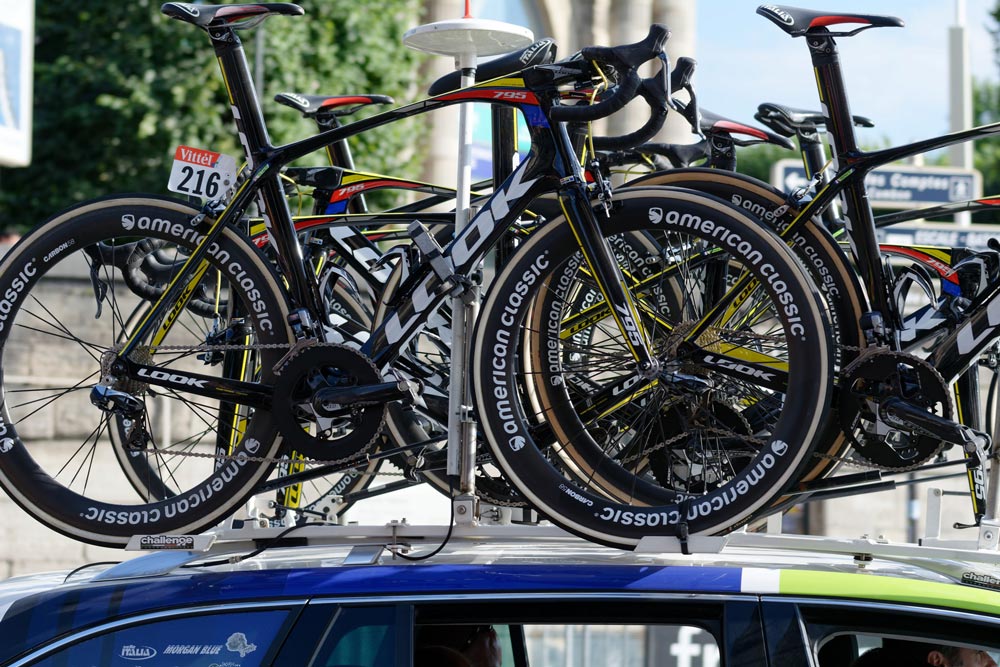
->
[591,63,670,151]
[549,24,669,123]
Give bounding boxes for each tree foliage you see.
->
[735,144,794,187]
[973,80,1000,201]
[0,0,426,229]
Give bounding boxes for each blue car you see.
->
[2,525,999,667]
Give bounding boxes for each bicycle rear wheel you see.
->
[627,169,865,485]
[472,187,833,547]
[0,195,291,546]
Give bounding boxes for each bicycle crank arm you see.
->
[313,380,420,416]
[880,397,991,455]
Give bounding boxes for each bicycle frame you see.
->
[113,20,659,405]
[774,29,1000,387]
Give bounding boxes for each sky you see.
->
[693,0,998,147]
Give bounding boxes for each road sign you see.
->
[770,159,981,209]
[0,0,34,166]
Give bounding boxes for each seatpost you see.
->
[796,127,842,230]
[806,31,896,330]
[207,25,326,318]
[315,114,368,214]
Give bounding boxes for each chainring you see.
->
[838,349,953,471]
[273,342,385,462]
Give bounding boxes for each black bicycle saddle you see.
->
[755,102,874,136]
[161,3,304,30]
[274,93,395,118]
[756,5,903,37]
[699,108,795,149]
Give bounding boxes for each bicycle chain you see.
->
[615,342,947,475]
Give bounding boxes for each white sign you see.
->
[167,145,238,200]
[0,0,34,166]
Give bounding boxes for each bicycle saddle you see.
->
[274,93,395,118]
[161,3,304,30]
[755,102,874,137]
[427,38,557,96]
[756,5,903,37]
[700,108,794,149]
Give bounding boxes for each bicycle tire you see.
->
[472,186,833,547]
[0,194,291,546]
[626,168,865,485]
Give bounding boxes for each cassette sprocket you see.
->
[647,398,755,493]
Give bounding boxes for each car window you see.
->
[27,608,293,667]
[413,598,734,667]
[786,600,1000,667]
[846,634,999,667]
[524,624,720,667]
[413,622,720,667]
[308,605,400,667]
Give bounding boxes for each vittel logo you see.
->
[761,5,794,25]
[121,645,157,661]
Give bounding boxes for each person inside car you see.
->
[415,624,502,667]
[864,639,999,667]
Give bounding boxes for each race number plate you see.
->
[167,145,238,199]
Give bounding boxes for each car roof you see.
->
[2,524,1000,663]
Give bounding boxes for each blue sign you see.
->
[770,159,981,209]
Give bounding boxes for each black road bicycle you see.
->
[562,4,1000,529]
[726,5,1000,524]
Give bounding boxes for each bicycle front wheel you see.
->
[0,195,291,546]
[472,186,832,547]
